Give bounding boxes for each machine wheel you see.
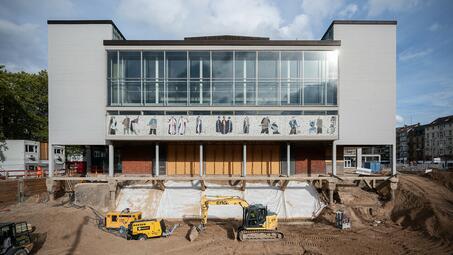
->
[119,226,127,234]
[137,235,147,241]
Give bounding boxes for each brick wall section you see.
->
[0,180,18,205]
[295,144,327,175]
[0,178,47,205]
[24,179,47,196]
[121,146,153,174]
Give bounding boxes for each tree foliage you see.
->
[0,65,48,142]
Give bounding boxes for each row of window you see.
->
[108,110,338,116]
[107,50,338,106]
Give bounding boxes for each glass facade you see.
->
[107,50,338,106]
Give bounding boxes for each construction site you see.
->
[0,169,452,254]
[1,17,452,254]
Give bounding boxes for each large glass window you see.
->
[143,52,164,105]
[106,50,338,106]
[119,52,141,104]
[119,52,141,79]
[166,52,187,105]
[235,52,256,105]
[189,52,210,105]
[304,81,324,105]
[212,52,233,105]
[304,51,326,80]
[281,52,302,105]
[258,52,279,105]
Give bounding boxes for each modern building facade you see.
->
[47,20,397,177]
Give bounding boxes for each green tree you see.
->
[0,65,48,142]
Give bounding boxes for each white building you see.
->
[47,20,396,177]
[0,140,40,176]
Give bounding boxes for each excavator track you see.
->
[237,229,284,241]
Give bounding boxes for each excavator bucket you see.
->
[188,224,202,242]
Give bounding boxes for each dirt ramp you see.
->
[391,174,453,241]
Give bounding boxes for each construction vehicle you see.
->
[189,195,284,241]
[103,209,142,233]
[98,208,179,240]
[128,220,179,240]
[0,222,34,255]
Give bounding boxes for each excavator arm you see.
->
[200,195,249,225]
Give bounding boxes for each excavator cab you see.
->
[243,204,267,228]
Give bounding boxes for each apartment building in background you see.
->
[424,115,453,166]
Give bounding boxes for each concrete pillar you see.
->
[199,144,203,176]
[242,144,247,177]
[85,145,92,173]
[46,179,57,202]
[155,143,159,176]
[286,143,291,176]
[356,147,362,169]
[332,141,337,176]
[389,176,398,200]
[108,179,117,209]
[328,181,336,205]
[48,144,54,177]
[108,143,114,177]
[392,143,397,175]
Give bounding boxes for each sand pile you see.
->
[390,173,453,241]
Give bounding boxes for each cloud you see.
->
[367,0,420,16]
[117,0,291,38]
[399,48,433,61]
[396,114,404,125]
[429,23,440,32]
[339,4,359,18]
[0,0,75,72]
[117,0,360,40]
[0,19,44,72]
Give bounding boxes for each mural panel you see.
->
[106,115,338,139]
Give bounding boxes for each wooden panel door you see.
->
[166,144,176,175]
[270,145,280,175]
[232,145,242,175]
[205,145,215,175]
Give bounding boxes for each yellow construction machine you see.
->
[99,209,179,240]
[189,195,284,241]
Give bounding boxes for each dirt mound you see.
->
[424,169,453,191]
[390,173,453,241]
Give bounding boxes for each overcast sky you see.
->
[0,0,452,126]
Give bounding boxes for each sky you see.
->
[0,0,452,126]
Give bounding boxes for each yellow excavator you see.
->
[188,195,284,241]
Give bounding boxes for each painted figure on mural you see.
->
[148,117,157,135]
[328,116,337,135]
[178,116,188,135]
[196,116,203,134]
[227,117,233,133]
[109,117,117,135]
[168,116,177,135]
[261,116,270,134]
[271,122,280,134]
[309,120,317,135]
[131,116,140,135]
[122,116,130,135]
[289,117,299,135]
[243,116,250,134]
[216,116,221,133]
[221,116,228,134]
[316,117,323,134]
